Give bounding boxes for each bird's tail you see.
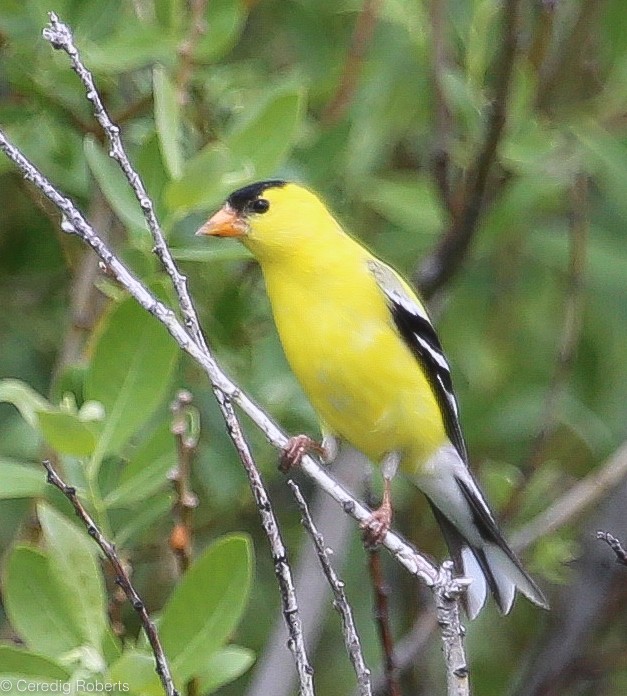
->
[422,458,548,619]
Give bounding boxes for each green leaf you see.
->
[155,0,183,30]
[226,86,305,179]
[85,297,179,459]
[37,411,99,457]
[362,174,447,235]
[80,26,178,73]
[165,86,305,214]
[3,546,82,658]
[37,503,108,653]
[0,646,69,680]
[194,0,247,63]
[197,646,255,694]
[164,145,234,213]
[160,534,253,683]
[0,459,45,498]
[107,650,156,693]
[105,423,176,508]
[0,379,50,429]
[154,66,183,180]
[465,0,499,88]
[170,244,252,263]
[84,136,147,231]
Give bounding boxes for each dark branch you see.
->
[417,0,522,299]
[42,460,179,696]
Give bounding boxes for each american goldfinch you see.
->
[198,180,548,618]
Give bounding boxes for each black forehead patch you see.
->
[227,180,287,213]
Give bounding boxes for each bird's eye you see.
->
[250,198,270,214]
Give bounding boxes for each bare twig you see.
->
[596,531,627,567]
[41,460,179,696]
[367,611,438,696]
[43,13,201,350]
[289,479,372,696]
[367,548,400,696]
[434,562,470,696]
[169,389,199,575]
[511,441,627,551]
[245,448,367,696]
[417,0,522,299]
[216,392,314,696]
[321,0,381,125]
[535,0,602,112]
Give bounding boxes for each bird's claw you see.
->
[279,434,327,473]
[361,506,392,548]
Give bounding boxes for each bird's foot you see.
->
[279,434,327,473]
[361,500,393,548]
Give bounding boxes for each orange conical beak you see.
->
[196,205,249,237]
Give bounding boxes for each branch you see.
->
[169,389,199,575]
[367,548,400,696]
[42,460,179,696]
[417,0,522,298]
[511,441,627,552]
[321,0,381,125]
[216,392,315,694]
[289,480,372,696]
[596,531,627,567]
[434,562,470,696]
[43,12,202,351]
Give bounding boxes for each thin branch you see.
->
[511,441,627,552]
[417,0,522,298]
[434,562,470,696]
[321,0,381,125]
[41,460,179,696]
[367,611,438,696]
[216,392,315,696]
[169,389,199,575]
[43,13,202,351]
[245,448,368,696]
[367,548,400,696]
[289,480,372,696]
[596,531,627,567]
[535,0,601,112]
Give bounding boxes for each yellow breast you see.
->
[261,249,448,468]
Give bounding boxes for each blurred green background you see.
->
[1,0,627,694]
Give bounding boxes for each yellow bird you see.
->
[198,180,548,618]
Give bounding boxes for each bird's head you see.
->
[197,180,341,262]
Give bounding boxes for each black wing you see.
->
[368,260,468,463]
